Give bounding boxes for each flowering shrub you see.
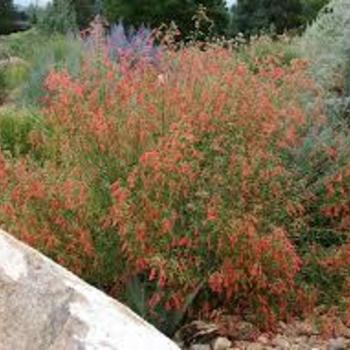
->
[306,164,350,311]
[0,43,176,289]
[1,34,349,331]
[104,48,318,327]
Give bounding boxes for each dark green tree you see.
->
[231,0,330,36]
[72,0,98,28]
[38,0,78,34]
[102,0,229,37]
[300,0,330,24]
[0,0,15,34]
[231,0,303,35]
[201,0,230,35]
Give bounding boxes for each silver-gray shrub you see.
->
[298,0,350,94]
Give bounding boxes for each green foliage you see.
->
[38,0,78,34]
[0,69,7,104]
[236,35,301,70]
[231,0,330,35]
[125,275,201,335]
[0,29,47,61]
[22,34,83,105]
[0,29,83,107]
[232,0,303,35]
[0,107,39,157]
[3,62,29,91]
[300,0,330,24]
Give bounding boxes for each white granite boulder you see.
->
[0,229,180,350]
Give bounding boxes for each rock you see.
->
[174,321,220,347]
[0,229,180,350]
[272,334,291,349]
[328,337,346,350]
[211,336,232,350]
[294,321,320,336]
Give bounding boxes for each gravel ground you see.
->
[176,313,350,350]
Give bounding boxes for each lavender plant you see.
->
[107,23,161,66]
[84,18,161,67]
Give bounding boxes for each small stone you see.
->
[278,321,288,331]
[295,321,320,336]
[211,337,232,350]
[232,321,256,341]
[246,342,264,350]
[295,336,308,344]
[337,321,350,339]
[175,321,219,346]
[272,334,291,349]
[257,334,269,345]
[328,337,346,350]
[309,335,318,344]
[189,344,211,350]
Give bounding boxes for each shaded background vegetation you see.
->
[2,0,331,37]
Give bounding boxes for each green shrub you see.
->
[21,34,83,105]
[0,107,40,157]
[0,30,83,106]
[0,68,7,104]
[0,29,47,61]
[3,61,30,91]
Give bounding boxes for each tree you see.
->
[72,0,98,28]
[102,0,229,37]
[300,0,330,24]
[0,0,15,34]
[231,0,303,35]
[231,0,330,36]
[200,0,230,35]
[38,0,78,34]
